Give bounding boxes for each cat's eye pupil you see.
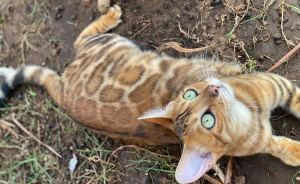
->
[183,89,198,101]
[201,112,215,129]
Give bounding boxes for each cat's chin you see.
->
[175,146,216,184]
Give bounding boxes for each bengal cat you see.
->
[140,72,300,183]
[0,5,241,145]
[2,4,300,184]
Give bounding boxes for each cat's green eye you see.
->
[183,89,198,101]
[201,113,215,129]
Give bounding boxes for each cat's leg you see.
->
[262,135,300,166]
[74,4,122,47]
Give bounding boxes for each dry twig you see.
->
[213,164,225,183]
[155,42,212,54]
[224,157,234,184]
[11,113,62,158]
[202,174,223,184]
[130,23,151,40]
[267,42,300,72]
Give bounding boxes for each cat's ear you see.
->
[138,101,175,131]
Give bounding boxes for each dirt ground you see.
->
[0,0,300,183]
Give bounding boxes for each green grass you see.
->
[284,3,300,14]
[0,154,54,183]
[292,170,300,184]
[133,145,177,183]
[46,99,71,120]
[224,27,235,43]
[241,14,263,24]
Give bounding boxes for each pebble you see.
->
[163,3,169,9]
[296,176,300,181]
[71,15,76,20]
[188,14,194,20]
[55,13,62,20]
[52,49,59,57]
[245,11,251,18]
[229,11,235,17]
[258,55,264,61]
[235,176,246,184]
[141,22,146,27]
[127,30,133,35]
[274,40,282,45]
[215,15,220,21]
[185,4,192,11]
[274,33,281,40]
[147,39,154,44]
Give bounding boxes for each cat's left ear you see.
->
[138,101,175,131]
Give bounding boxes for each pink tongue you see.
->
[175,146,214,184]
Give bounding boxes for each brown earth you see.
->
[0,0,300,183]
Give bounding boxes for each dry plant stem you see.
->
[224,157,234,184]
[0,119,15,127]
[107,144,179,164]
[213,164,225,183]
[202,174,223,184]
[130,23,151,40]
[280,0,290,49]
[0,180,8,184]
[267,42,300,72]
[155,42,212,54]
[0,119,18,139]
[11,113,62,158]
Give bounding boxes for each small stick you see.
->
[155,42,212,54]
[224,157,234,184]
[202,174,223,184]
[213,164,225,183]
[0,119,18,139]
[11,113,62,158]
[266,42,300,72]
[130,23,151,40]
[0,119,15,127]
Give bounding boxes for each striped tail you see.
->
[0,66,62,108]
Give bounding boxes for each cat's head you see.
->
[139,77,250,183]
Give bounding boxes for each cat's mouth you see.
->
[175,146,216,184]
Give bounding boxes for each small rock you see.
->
[185,4,192,11]
[163,3,169,9]
[55,13,62,20]
[218,37,225,43]
[188,14,194,20]
[127,30,132,35]
[229,11,235,17]
[258,55,264,61]
[295,176,300,181]
[141,22,146,27]
[235,176,245,184]
[274,33,281,40]
[71,15,76,20]
[147,39,154,44]
[52,49,59,57]
[215,15,220,21]
[274,40,283,45]
[245,11,251,18]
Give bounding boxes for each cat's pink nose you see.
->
[208,85,219,96]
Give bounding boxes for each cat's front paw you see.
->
[102,5,122,29]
